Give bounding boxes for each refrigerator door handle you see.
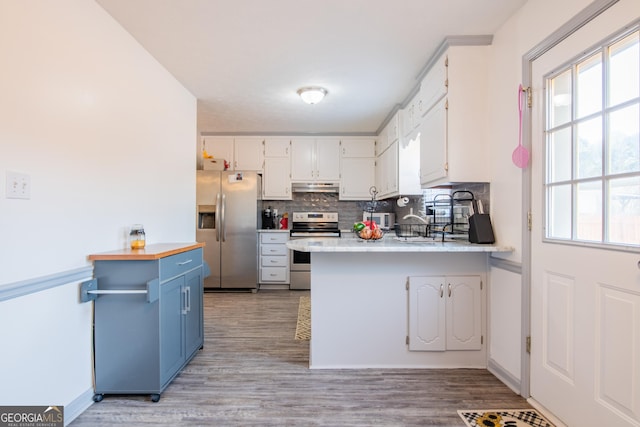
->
[215,193,221,242]
[221,193,227,242]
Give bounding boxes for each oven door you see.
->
[289,234,311,290]
[290,246,310,272]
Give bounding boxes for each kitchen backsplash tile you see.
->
[262,183,490,230]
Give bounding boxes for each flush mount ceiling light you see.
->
[297,86,328,104]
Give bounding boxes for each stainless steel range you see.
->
[289,212,340,290]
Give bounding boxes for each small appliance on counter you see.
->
[262,206,276,229]
[362,212,395,230]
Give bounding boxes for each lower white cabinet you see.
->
[259,232,290,284]
[408,275,482,351]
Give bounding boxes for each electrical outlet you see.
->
[6,171,31,199]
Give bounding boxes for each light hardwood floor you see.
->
[71,290,530,426]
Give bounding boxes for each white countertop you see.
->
[286,236,513,253]
[257,229,289,233]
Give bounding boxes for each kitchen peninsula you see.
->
[286,237,513,369]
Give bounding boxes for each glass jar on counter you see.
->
[129,224,146,249]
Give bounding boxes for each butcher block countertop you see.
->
[88,242,205,261]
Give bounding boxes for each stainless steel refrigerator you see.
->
[196,170,260,290]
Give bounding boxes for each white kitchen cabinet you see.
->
[419,97,447,184]
[375,136,421,199]
[376,124,389,157]
[202,136,234,169]
[375,142,397,199]
[386,112,400,145]
[234,137,264,171]
[263,157,291,200]
[291,137,340,182]
[420,52,448,114]
[262,138,291,200]
[339,138,376,200]
[340,157,375,200]
[408,275,482,351]
[258,232,289,285]
[264,138,290,157]
[419,45,490,186]
[400,95,421,138]
[340,137,376,158]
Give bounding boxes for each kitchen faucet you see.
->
[402,213,429,225]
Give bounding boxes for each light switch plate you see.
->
[6,171,31,199]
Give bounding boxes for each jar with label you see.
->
[129,224,146,249]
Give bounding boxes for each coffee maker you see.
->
[262,206,276,229]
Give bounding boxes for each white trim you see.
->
[63,388,94,427]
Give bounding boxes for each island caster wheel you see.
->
[93,394,104,403]
[150,394,161,403]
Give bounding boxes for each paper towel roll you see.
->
[397,197,409,207]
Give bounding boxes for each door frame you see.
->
[519,0,620,398]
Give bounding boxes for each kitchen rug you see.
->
[458,409,555,427]
[294,296,310,340]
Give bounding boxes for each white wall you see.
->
[486,0,595,389]
[0,0,197,420]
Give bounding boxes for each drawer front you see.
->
[260,233,288,244]
[260,244,288,256]
[160,248,203,282]
[261,256,288,267]
[260,267,287,282]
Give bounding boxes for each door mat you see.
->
[294,296,310,340]
[458,409,555,427]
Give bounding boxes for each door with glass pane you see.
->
[530,3,639,426]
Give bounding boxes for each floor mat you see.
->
[294,296,310,340]
[458,409,555,427]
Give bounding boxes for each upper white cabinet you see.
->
[419,45,490,186]
[375,136,422,199]
[419,97,447,184]
[340,137,375,158]
[408,275,482,352]
[339,138,376,200]
[290,137,341,182]
[264,137,290,157]
[419,53,448,114]
[202,136,234,169]
[262,138,291,200]
[375,141,398,199]
[234,137,264,171]
[400,96,421,138]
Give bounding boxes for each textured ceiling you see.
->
[96,0,527,135]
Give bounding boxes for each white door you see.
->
[530,2,640,426]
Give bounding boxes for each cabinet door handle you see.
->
[177,259,193,266]
[448,283,452,298]
[181,287,188,315]
[270,260,278,263]
[186,286,191,312]
[439,284,443,298]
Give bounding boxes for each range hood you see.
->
[291,182,340,193]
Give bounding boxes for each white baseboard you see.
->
[64,388,94,426]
